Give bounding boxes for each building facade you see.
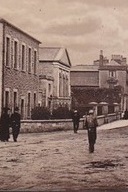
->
[0,18,41,119]
[39,47,71,111]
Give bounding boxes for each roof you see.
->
[0,18,41,44]
[106,60,121,66]
[71,65,99,72]
[39,47,61,61]
[39,47,71,67]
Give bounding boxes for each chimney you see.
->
[99,50,103,66]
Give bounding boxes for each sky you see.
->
[0,0,128,65]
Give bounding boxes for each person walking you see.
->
[84,109,98,153]
[0,107,10,142]
[72,110,80,133]
[123,109,128,119]
[10,107,21,142]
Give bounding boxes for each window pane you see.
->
[6,37,10,66]
[14,41,18,69]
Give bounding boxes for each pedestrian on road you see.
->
[0,107,10,142]
[10,107,21,142]
[84,109,98,153]
[72,110,80,133]
[123,109,128,119]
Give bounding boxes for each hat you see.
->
[89,109,94,114]
[74,110,77,113]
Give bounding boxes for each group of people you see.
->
[0,105,97,151]
[0,107,21,142]
[72,109,98,153]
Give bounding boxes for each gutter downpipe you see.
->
[1,22,5,114]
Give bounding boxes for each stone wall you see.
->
[20,113,121,133]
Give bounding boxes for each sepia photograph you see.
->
[0,0,128,191]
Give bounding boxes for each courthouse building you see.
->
[0,18,41,119]
[39,47,71,111]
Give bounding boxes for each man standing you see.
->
[10,107,21,142]
[85,109,98,153]
[0,107,10,142]
[72,110,80,133]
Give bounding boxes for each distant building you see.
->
[70,50,128,115]
[0,18,41,119]
[70,65,99,88]
[39,47,71,111]
[99,51,127,112]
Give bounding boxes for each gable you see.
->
[58,49,71,67]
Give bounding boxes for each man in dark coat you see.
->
[85,109,98,153]
[72,110,80,133]
[0,107,10,142]
[123,109,128,119]
[10,107,21,142]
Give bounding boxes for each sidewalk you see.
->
[98,119,128,130]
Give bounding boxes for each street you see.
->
[0,123,128,191]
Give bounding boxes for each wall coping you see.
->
[21,113,119,123]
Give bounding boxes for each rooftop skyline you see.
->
[0,0,128,65]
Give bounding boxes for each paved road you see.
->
[0,125,128,191]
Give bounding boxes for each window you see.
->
[21,44,25,71]
[27,92,31,117]
[34,50,37,74]
[66,76,69,97]
[21,98,25,120]
[59,73,63,97]
[5,37,11,67]
[28,48,31,73]
[14,40,18,69]
[13,91,18,109]
[5,90,9,107]
[63,75,65,97]
[34,93,36,108]
[109,70,116,78]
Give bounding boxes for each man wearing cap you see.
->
[72,110,80,133]
[85,109,98,153]
[10,107,21,142]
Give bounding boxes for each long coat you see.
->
[0,113,10,141]
[85,114,98,145]
[10,112,21,139]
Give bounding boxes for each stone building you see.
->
[70,51,128,115]
[39,47,71,111]
[0,18,41,119]
[98,51,127,112]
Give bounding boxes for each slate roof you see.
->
[39,47,61,61]
[39,47,71,67]
[106,60,121,66]
[0,18,41,43]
